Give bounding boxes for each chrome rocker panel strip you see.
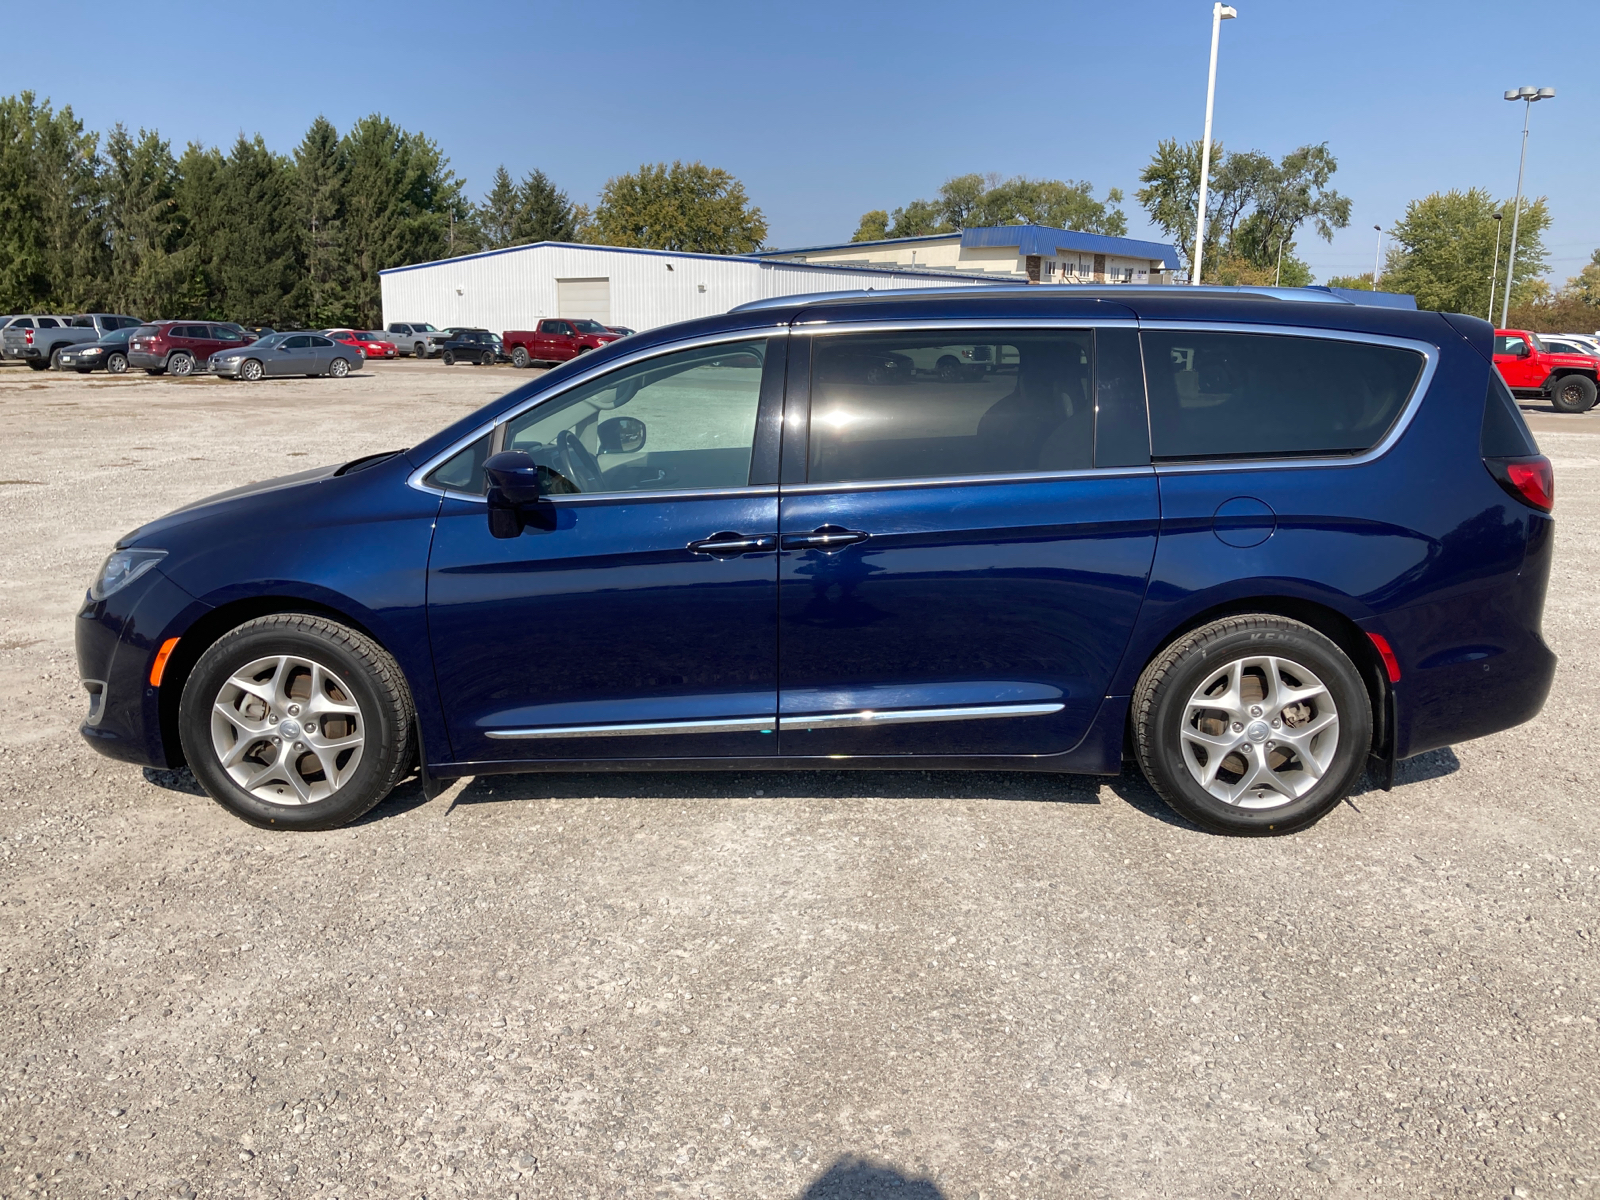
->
[484,703,1065,740]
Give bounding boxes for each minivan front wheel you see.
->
[178,614,413,830]
[1132,615,1371,835]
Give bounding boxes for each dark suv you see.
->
[128,322,256,376]
[74,286,1555,835]
[439,328,504,366]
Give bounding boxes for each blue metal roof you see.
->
[959,225,1179,265]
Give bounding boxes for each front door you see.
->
[775,328,1159,758]
[427,336,786,764]
[267,335,313,376]
[1493,333,1542,390]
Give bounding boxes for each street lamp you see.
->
[1372,225,1383,288]
[1500,85,1555,328]
[1486,211,1504,323]
[1191,2,1238,285]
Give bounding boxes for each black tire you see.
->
[168,351,194,377]
[144,367,166,376]
[1131,614,1372,836]
[48,347,64,370]
[442,350,456,366]
[178,614,414,831]
[1549,373,1597,414]
[511,345,530,369]
[107,352,128,374]
[413,342,427,358]
[480,350,495,367]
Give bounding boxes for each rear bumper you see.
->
[3,345,41,360]
[128,350,164,370]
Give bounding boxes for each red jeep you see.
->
[1494,329,1599,413]
[502,318,621,369]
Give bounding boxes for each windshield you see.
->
[1528,333,1547,352]
[252,333,288,349]
[572,319,610,334]
[413,323,438,332]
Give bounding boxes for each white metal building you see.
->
[378,241,994,336]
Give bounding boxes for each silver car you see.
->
[209,333,360,381]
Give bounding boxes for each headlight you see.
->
[89,548,166,601]
[83,347,104,356]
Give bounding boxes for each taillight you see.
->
[24,329,33,345]
[1485,454,1554,512]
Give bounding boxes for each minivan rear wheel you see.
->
[1132,615,1372,835]
[179,614,414,830]
[1550,373,1597,414]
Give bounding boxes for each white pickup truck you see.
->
[1,313,143,370]
[384,321,447,358]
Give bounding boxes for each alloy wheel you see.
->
[240,359,263,381]
[330,357,350,378]
[107,353,127,374]
[1178,654,1340,809]
[170,353,194,376]
[209,654,365,806]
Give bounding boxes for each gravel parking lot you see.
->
[1,360,1597,1200]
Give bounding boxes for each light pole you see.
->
[1500,85,1555,329]
[1371,225,1383,289]
[1191,2,1238,285]
[1274,235,1285,286]
[1486,211,1504,323]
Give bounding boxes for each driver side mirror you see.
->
[1518,344,1532,357]
[484,450,545,539]
[597,416,647,455]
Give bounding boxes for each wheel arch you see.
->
[156,595,394,767]
[1124,593,1392,762]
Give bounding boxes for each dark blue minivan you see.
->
[76,287,1556,835]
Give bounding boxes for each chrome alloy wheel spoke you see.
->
[1179,653,1339,810]
[209,653,365,806]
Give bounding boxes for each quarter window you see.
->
[806,331,1095,484]
[1141,330,1424,462]
[500,339,769,496]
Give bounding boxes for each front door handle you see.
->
[688,531,777,557]
[781,524,870,551]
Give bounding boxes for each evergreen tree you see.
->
[102,125,190,317]
[213,135,300,326]
[515,169,576,243]
[342,114,467,327]
[292,116,352,328]
[480,165,520,248]
[171,142,228,317]
[0,92,103,311]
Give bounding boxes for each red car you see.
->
[323,329,397,359]
[1493,328,1598,413]
[502,318,621,368]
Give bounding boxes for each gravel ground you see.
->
[0,362,1597,1200]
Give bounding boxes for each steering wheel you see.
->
[556,430,604,494]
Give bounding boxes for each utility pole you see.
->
[1191,2,1237,284]
[1486,211,1504,323]
[1372,225,1383,289]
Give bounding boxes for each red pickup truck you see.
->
[502,318,621,369]
[1494,328,1598,413]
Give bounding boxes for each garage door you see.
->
[556,278,611,324]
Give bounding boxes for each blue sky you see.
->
[20,0,1597,286]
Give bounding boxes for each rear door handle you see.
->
[688,532,777,557]
[781,524,870,551]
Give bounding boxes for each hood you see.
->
[118,461,346,547]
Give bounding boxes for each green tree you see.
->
[851,209,890,242]
[1137,139,1350,281]
[1559,247,1600,307]
[590,161,767,253]
[1381,188,1548,315]
[887,198,948,238]
[479,165,521,248]
[292,116,352,328]
[0,92,103,311]
[341,114,468,327]
[170,142,227,317]
[212,135,300,326]
[102,125,191,318]
[516,168,576,243]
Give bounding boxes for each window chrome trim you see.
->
[782,466,1153,496]
[406,325,790,500]
[1137,321,1439,474]
[485,702,1065,740]
[780,703,1064,730]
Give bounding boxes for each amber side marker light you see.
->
[149,637,180,687]
[1366,632,1401,684]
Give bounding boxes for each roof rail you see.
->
[730,283,1376,314]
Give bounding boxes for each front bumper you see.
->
[76,569,211,769]
[209,358,245,378]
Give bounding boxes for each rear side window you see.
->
[807,331,1095,484]
[1141,330,1424,462]
[38,318,58,328]
[1481,371,1539,457]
